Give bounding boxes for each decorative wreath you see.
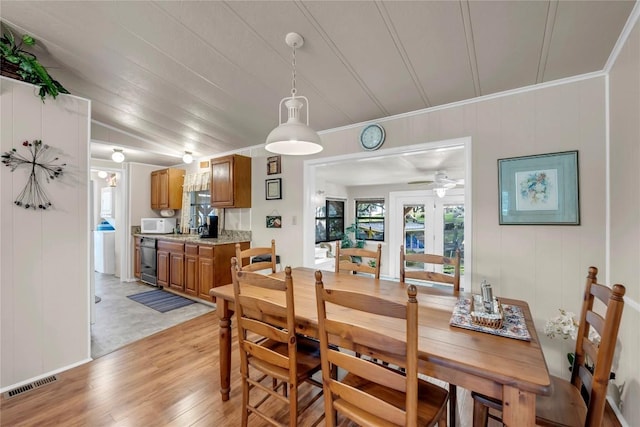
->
[1,139,66,210]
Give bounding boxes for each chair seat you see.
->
[337,372,449,427]
[472,375,588,427]
[536,375,587,426]
[248,337,321,383]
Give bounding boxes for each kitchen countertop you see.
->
[135,230,251,246]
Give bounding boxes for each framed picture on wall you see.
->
[267,155,281,175]
[266,215,282,228]
[498,151,579,225]
[265,178,282,200]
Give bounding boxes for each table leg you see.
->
[502,386,536,426]
[217,299,232,401]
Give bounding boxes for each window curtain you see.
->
[180,171,210,233]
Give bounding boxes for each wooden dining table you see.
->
[209,267,551,426]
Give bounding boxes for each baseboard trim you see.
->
[0,358,92,394]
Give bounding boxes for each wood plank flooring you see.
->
[1,310,477,426]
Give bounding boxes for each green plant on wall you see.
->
[0,26,69,101]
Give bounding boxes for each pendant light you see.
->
[265,32,322,156]
[111,148,125,163]
[182,151,193,164]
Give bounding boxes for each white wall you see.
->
[608,13,640,425]
[251,76,607,381]
[1,77,91,389]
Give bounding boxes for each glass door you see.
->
[390,192,464,278]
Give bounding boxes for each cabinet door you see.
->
[210,157,234,207]
[157,250,170,287]
[157,169,170,209]
[169,252,184,291]
[150,171,160,209]
[198,246,214,301]
[184,244,198,296]
[134,238,141,279]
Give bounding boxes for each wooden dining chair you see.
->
[235,239,277,273]
[472,266,626,427]
[315,270,449,427]
[400,245,460,426]
[334,241,382,279]
[400,245,460,292]
[231,258,324,427]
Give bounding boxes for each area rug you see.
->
[127,289,195,313]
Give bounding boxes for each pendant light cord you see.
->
[291,43,297,97]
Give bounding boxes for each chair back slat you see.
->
[242,341,290,370]
[335,241,382,279]
[322,288,407,319]
[236,239,277,273]
[400,245,461,291]
[324,318,407,358]
[570,267,626,427]
[329,380,407,426]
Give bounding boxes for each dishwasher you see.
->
[140,237,158,286]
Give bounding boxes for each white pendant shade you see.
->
[265,98,322,155]
[265,32,322,156]
[182,151,193,164]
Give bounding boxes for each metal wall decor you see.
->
[1,139,66,210]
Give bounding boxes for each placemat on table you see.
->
[449,297,531,341]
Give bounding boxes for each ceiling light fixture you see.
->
[182,151,193,164]
[265,32,322,156]
[434,187,447,198]
[97,170,108,179]
[111,148,125,163]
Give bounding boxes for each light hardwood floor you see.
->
[1,310,479,426]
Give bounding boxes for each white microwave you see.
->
[141,218,176,234]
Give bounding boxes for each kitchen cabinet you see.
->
[184,244,198,296]
[157,241,184,289]
[151,168,185,210]
[210,154,251,208]
[137,237,248,302]
[134,237,141,279]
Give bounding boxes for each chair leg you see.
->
[289,383,298,427]
[449,384,457,427]
[472,397,489,427]
[241,374,250,427]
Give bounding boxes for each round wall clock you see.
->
[359,124,385,151]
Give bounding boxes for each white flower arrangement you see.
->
[544,308,601,344]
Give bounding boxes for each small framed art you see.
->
[266,215,282,228]
[498,151,579,225]
[265,178,282,200]
[267,155,281,175]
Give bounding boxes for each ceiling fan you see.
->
[408,171,463,197]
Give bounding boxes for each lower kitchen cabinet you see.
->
[141,238,248,302]
[184,244,198,296]
[157,241,184,289]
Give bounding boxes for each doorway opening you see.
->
[302,136,472,287]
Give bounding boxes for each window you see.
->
[315,199,345,243]
[190,190,211,230]
[355,199,385,241]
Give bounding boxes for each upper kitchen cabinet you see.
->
[151,168,185,210]
[210,154,251,208]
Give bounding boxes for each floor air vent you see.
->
[4,375,57,399]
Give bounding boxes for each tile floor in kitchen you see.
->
[90,272,214,359]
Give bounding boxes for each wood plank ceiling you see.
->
[0,1,635,167]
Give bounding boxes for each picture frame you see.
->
[498,151,579,225]
[265,178,282,200]
[267,155,281,175]
[266,215,282,228]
